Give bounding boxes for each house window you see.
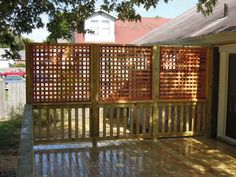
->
[90,20,99,35]
[100,20,110,36]
[89,20,110,36]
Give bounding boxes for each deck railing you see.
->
[17,43,211,176]
[156,101,207,137]
[24,43,209,145]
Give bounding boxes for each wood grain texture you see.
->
[99,45,152,102]
[159,47,206,100]
[31,44,91,103]
[156,102,207,137]
[17,104,34,177]
[27,44,209,143]
[34,138,236,177]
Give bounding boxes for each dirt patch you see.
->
[0,150,17,177]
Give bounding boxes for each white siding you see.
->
[217,44,236,145]
[0,60,10,68]
[84,12,115,43]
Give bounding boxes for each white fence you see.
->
[0,82,26,120]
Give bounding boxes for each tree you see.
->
[0,0,218,59]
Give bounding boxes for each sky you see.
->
[23,0,198,42]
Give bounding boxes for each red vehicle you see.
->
[0,69,26,78]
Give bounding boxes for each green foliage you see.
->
[10,63,26,67]
[0,107,23,150]
[0,0,218,58]
[0,36,32,60]
[197,0,218,16]
[46,13,72,42]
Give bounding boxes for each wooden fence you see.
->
[0,82,26,120]
[26,43,209,144]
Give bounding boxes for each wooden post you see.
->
[26,44,33,104]
[152,46,160,139]
[90,44,100,146]
[206,47,213,137]
[17,104,34,177]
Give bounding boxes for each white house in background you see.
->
[0,60,15,69]
[70,10,170,44]
[0,48,25,69]
[0,60,10,68]
[84,10,116,43]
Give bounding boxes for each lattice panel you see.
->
[31,44,91,103]
[159,47,206,99]
[99,45,152,101]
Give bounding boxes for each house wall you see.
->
[57,38,69,43]
[84,12,115,43]
[0,60,11,69]
[217,43,236,145]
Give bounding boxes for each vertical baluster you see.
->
[61,108,64,140]
[46,108,50,140]
[117,107,120,137]
[162,106,165,133]
[168,105,172,133]
[130,107,134,136]
[136,107,140,134]
[142,107,146,134]
[149,106,153,134]
[174,106,177,133]
[197,104,201,133]
[155,106,159,135]
[186,105,189,132]
[82,108,85,138]
[68,108,72,140]
[33,109,36,140]
[110,108,114,138]
[203,103,207,133]
[39,108,42,141]
[103,107,106,138]
[123,108,127,136]
[192,104,196,132]
[75,108,78,140]
[53,108,57,140]
[180,105,184,132]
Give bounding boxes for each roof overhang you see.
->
[141,31,236,47]
[94,9,117,20]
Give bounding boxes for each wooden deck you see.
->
[34,137,236,177]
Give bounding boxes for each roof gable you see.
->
[88,10,117,20]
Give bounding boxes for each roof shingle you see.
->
[134,0,236,45]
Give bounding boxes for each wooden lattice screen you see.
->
[159,47,206,99]
[99,45,152,101]
[31,44,91,103]
[29,44,153,103]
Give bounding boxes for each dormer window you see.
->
[90,20,99,35]
[101,20,110,36]
[90,20,110,36]
[84,10,116,42]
